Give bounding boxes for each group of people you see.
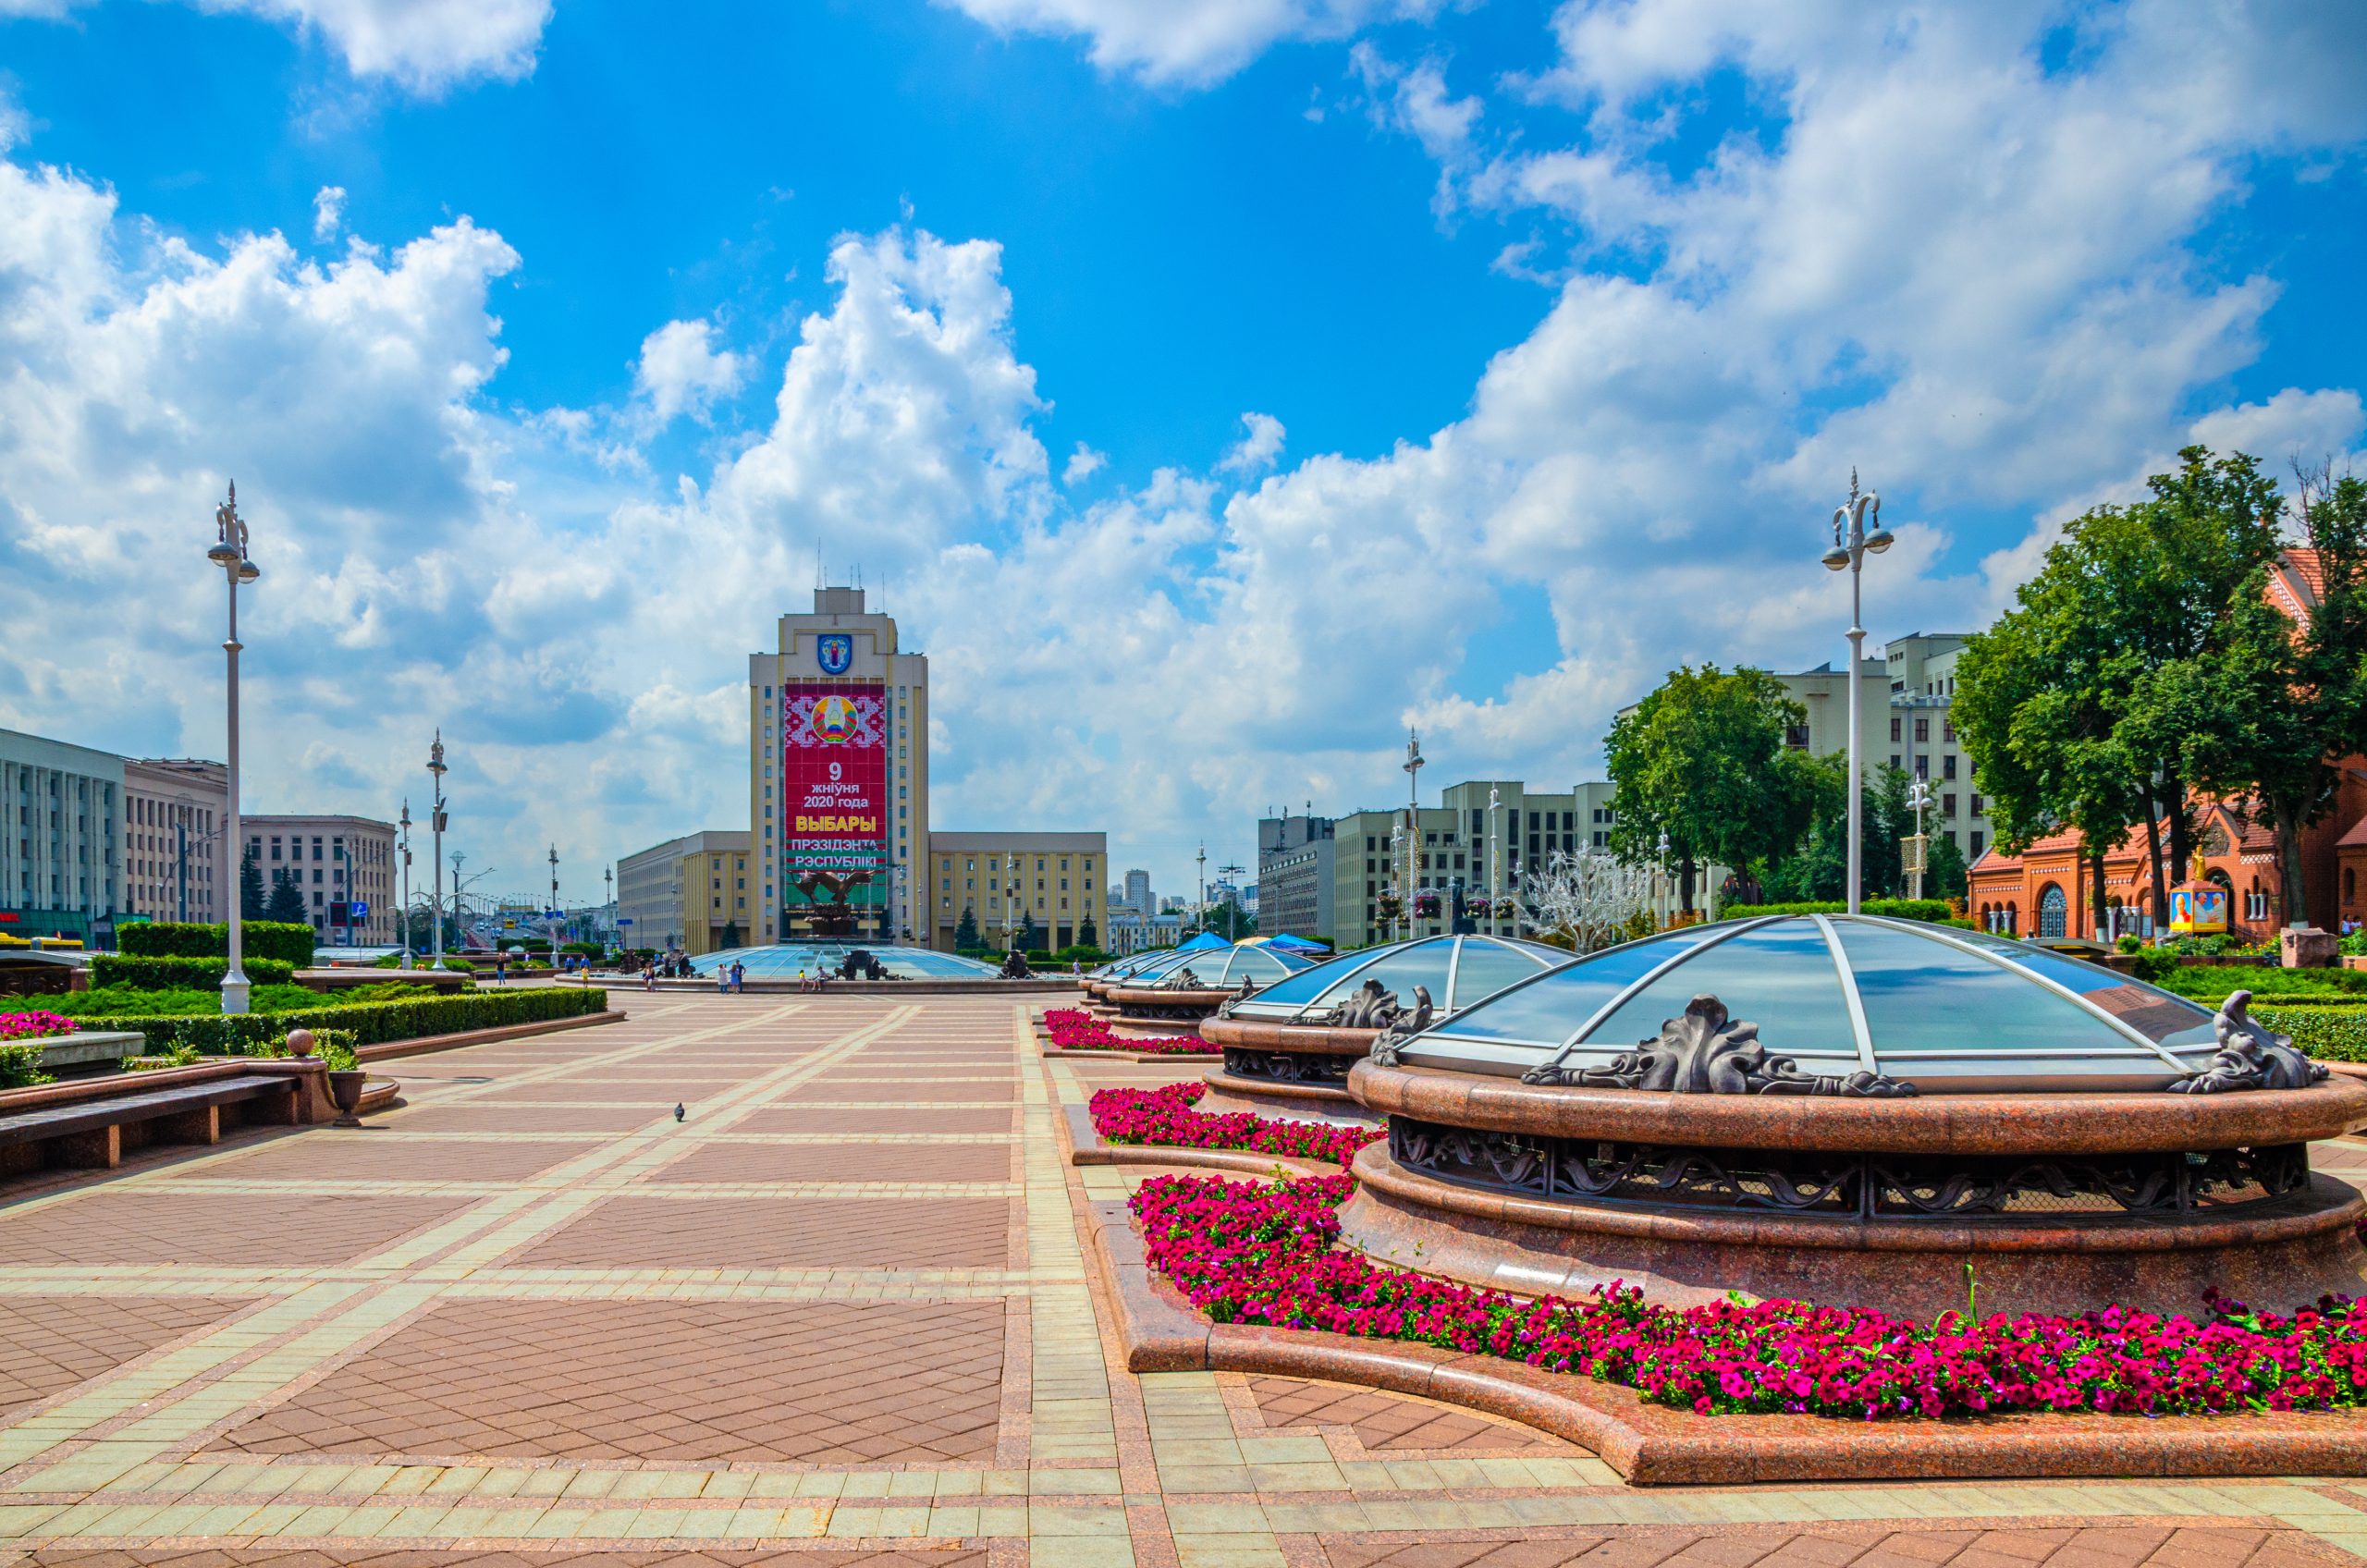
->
[715,960,748,994]
[637,952,697,988]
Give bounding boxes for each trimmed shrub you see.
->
[118,921,315,967]
[2263,1007,2367,1063]
[71,985,608,1054]
[90,954,297,991]
[2153,965,2367,1004]
[1721,899,1957,923]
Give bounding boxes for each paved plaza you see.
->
[3,996,2367,1566]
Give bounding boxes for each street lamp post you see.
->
[1196,843,1207,937]
[604,867,614,950]
[1487,786,1502,935]
[427,733,448,970]
[1402,729,1423,936]
[1905,778,1933,902]
[207,483,261,1016]
[1821,470,1894,915]
[1656,828,1672,930]
[398,800,413,969]
[547,843,561,970]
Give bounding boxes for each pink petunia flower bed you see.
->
[1090,1082,1380,1166]
[0,1011,75,1043]
[1096,1085,2367,1422]
[1043,1008,1214,1056]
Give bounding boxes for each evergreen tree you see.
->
[265,868,307,925]
[954,905,980,950]
[1017,911,1042,951]
[239,849,267,922]
[1077,916,1098,949]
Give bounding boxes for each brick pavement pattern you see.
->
[0,992,2363,1568]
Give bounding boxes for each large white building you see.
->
[749,587,929,944]
[0,728,123,945]
[122,758,229,926]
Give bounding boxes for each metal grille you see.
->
[1387,1116,2310,1219]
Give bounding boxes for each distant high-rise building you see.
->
[1257,812,1334,942]
[1122,867,1151,915]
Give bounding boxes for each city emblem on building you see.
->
[817,632,853,675]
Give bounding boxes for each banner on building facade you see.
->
[780,683,889,900]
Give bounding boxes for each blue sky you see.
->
[1,0,2364,907]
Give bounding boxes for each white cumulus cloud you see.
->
[938,0,1441,86]
[632,318,747,426]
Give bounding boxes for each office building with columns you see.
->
[927,831,1107,951]
[122,758,230,925]
[750,586,929,944]
[0,728,123,945]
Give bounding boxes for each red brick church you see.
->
[1966,551,2367,940]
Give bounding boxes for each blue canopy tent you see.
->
[1173,932,1229,952]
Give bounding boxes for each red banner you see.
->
[779,684,889,898]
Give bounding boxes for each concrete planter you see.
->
[31,1031,147,1072]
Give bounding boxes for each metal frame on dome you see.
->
[1225,933,1570,1023]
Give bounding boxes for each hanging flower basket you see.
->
[1413,891,1441,919]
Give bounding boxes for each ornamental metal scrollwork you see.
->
[1519,994,1917,1097]
[1214,976,1258,1019]
[1323,978,1401,1030]
[1366,986,1434,1067]
[1222,1048,1352,1085]
[2168,990,2329,1094]
[1388,1115,2312,1218]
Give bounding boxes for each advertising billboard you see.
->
[780,683,889,906]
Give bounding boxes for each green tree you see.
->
[719,920,742,949]
[239,849,266,923]
[264,869,307,925]
[1017,911,1042,951]
[1957,447,2284,930]
[954,905,980,950]
[1605,665,1826,911]
[2134,472,2367,925]
[1078,916,1098,949]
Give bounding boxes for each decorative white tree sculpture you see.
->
[1514,850,1655,952]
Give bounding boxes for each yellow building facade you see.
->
[928,831,1108,951]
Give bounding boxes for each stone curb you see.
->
[1042,1047,1220,1063]
[1073,1142,2367,1484]
[352,1007,623,1063]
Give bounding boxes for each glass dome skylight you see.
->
[1229,934,1570,1023]
[1091,948,1196,982]
[688,943,1001,980]
[1129,943,1315,989]
[1401,914,2225,1093]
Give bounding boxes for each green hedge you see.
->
[2262,1006,2367,1063]
[72,986,607,1054]
[1722,900,1959,924]
[90,954,297,990]
[119,921,315,967]
[2153,965,2367,1004]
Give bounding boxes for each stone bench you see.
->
[0,1060,330,1176]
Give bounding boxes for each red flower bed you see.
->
[1130,1170,2367,1422]
[1043,1008,1213,1056]
[1089,1082,1380,1167]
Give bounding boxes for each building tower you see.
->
[749,587,929,945]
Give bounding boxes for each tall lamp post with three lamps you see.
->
[206,484,261,1016]
[1821,471,1894,915]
